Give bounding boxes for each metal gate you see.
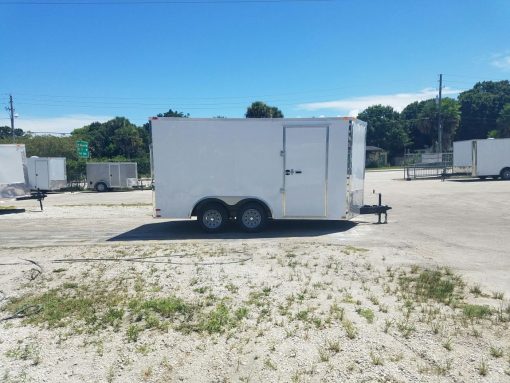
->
[403,152,453,180]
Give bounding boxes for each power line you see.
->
[0,0,335,5]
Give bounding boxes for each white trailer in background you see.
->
[151,117,377,232]
[471,138,510,180]
[0,144,30,198]
[27,157,67,191]
[86,162,138,192]
[453,138,510,179]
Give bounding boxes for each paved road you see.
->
[1,172,509,294]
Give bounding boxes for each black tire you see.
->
[95,182,108,192]
[237,203,267,233]
[197,203,229,233]
[501,168,510,181]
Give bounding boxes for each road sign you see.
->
[76,140,89,158]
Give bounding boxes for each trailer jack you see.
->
[16,189,47,211]
[359,192,392,224]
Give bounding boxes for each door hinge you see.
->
[280,150,285,157]
[280,188,285,193]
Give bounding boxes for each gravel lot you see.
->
[1,171,509,382]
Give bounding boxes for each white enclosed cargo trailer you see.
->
[27,157,67,191]
[453,138,510,179]
[151,117,369,232]
[0,144,31,198]
[86,162,138,192]
[472,138,510,180]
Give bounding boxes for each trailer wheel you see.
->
[95,182,108,192]
[198,203,228,232]
[237,203,267,232]
[501,168,510,181]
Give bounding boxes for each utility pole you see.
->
[437,74,443,154]
[6,94,15,143]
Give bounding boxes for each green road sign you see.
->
[76,140,89,158]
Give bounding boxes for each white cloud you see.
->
[297,87,462,116]
[11,114,113,134]
[491,54,510,70]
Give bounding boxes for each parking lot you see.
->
[1,171,509,382]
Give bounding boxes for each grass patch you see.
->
[462,304,491,319]
[3,280,247,339]
[398,268,464,305]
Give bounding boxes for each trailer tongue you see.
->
[359,193,392,224]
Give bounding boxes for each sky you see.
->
[1,0,510,133]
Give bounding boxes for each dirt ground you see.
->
[0,171,509,382]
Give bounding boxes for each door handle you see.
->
[285,169,292,175]
[285,169,303,175]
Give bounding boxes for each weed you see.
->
[368,295,379,306]
[356,307,375,324]
[370,351,383,366]
[193,286,208,294]
[396,319,415,338]
[329,303,344,321]
[200,303,236,334]
[469,284,482,296]
[478,358,488,376]
[342,319,357,339]
[127,324,141,342]
[318,347,330,362]
[492,291,504,300]
[5,343,41,365]
[235,307,249,320]
[383,319,392,333]
[225,283,239,293]
[490,346,503,358]
[463,304,491,320]
[327,339,341,353]
[296,310,309,322]
[264,357,277,370]
[442,337,453,351]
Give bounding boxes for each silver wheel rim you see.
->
[241,208,262,229]
[203,209,223,229]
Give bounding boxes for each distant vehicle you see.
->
[86,162,138,192]
[0,144,31,198]
[27,157,67,191]
[151,117,371,232]
[453,138,510,180]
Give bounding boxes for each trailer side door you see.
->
[283,126,328,217]
[35,159,49,190]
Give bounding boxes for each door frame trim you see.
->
[282,125,330,218]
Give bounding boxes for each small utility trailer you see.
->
[0,144,31,198]
[151,117,390,232]
[453,138,510,180]
[86,162,138,192]
[27,157,67,191]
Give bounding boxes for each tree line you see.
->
[1,80,509,178]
